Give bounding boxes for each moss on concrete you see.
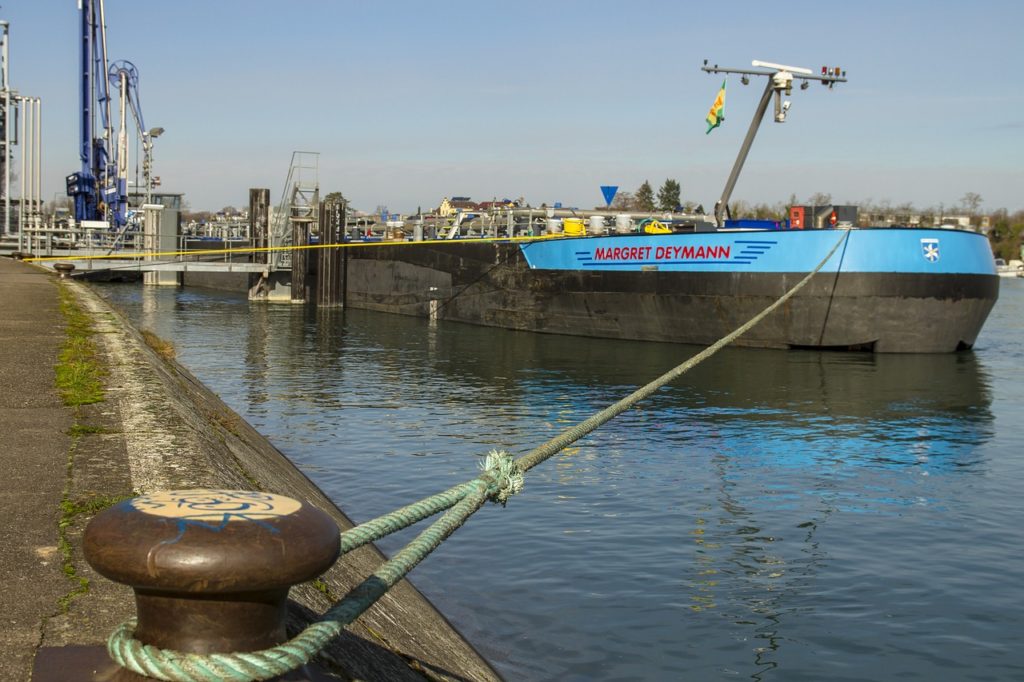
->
[55,283,105,406]
[53,283,135,613]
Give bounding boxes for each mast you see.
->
[702,60,847,227]
[1,20,10,237]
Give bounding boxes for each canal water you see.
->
[96,280,1024,681]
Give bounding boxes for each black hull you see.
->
[344,242,998,353]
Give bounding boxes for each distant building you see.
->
[856,209,923,228]
[939,215,972,229]
[437,197,479,217]
[477,199,517,211]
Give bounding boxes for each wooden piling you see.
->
[291,212,311,303]
[249,188,270,265]
[317,200,346,307]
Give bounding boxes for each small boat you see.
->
[995,258,1024,278]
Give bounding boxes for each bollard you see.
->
[54,262,76,279]
[83,489,341,681]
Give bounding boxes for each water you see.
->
[97,280,1024,681]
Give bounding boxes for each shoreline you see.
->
[0,256,499,681]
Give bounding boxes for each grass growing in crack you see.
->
[55,284,105,406]
[56,491,134,613]
[311,578,340,602]
[141,328,176,360]
[212,411,241,435]
[67,423,117,437]
[53,283,123,612]
[61,494,132,518]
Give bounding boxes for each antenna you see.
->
[701,59,847,227]
[751,60,813,75]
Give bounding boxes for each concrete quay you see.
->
[0,256,500,681]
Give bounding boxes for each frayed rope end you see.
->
[480,450,524,505]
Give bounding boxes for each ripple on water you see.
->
[95,283,1024,681]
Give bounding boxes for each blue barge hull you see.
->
[345,228,999,353]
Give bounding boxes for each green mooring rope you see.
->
[107,230,850,680]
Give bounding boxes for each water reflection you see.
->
[243,303,271,412]
[122,284,996,483]
[97,284,1006,682]
[406,320,996,474]
[683,447,836,678]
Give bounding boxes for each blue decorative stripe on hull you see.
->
[520,228,996,276]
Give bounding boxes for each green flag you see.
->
[705,79,726,134]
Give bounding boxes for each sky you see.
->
[3,0,1023,214]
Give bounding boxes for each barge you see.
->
[336,61,998,353]
[342,226,998,353]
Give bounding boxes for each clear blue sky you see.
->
[4,0,1023,214]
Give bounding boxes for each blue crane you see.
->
[66,0,149,229]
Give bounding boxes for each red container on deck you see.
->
[790,205,805,229]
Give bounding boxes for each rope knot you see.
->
[480,450,523,506]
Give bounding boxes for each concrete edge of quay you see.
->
[1,257,501,682]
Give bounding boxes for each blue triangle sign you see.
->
[600,185,619,207]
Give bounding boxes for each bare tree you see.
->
[611,191,634,211]
[961,192,983,218]
[729,199,750,218]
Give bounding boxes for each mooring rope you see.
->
[106,229,851,681]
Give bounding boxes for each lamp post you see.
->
[2,20,10,238]
[143,125,163,205]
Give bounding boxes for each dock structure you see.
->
[317,199,347,307]
[291,208,312,304]
[249,187,271,266]
[0,256,501,681]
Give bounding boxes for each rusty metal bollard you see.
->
[54,262,76,279]
[83,489,341,681]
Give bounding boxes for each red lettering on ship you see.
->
[593,246,653,261]
[652,245,732,260]
[593,245,732,261]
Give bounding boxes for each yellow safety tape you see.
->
[24,233,563,263]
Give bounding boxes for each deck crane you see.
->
[66,0,151,229]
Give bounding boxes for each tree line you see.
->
[988,209,1024,261]
[43,182,1020,260]
[608,180,689,213]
